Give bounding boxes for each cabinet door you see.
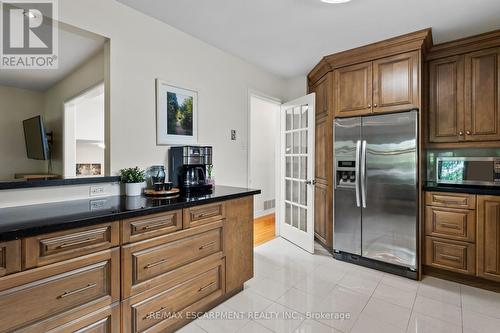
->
[373,51,419,113]
[312,74,331,117]
[477,195,500,282]
[464,48,500,142]
[314,182,328,245]
[428,56,465,143]
[334,62,372,117]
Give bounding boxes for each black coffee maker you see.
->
[169,146,213,193]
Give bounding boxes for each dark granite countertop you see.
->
[0,176,121,190]
[423,181,500,196]
[0,186,260,241]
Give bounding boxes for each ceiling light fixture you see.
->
[321,0,351,3]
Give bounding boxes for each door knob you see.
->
[466,130,471,135]
[305,180,316,185]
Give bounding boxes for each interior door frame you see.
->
[247,89,282,236]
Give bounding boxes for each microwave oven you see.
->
[436,157,500,186]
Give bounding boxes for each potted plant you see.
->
[120,167,146,196]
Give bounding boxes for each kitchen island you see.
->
[0,186,260,333]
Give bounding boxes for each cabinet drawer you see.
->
[183,202,225,228]
[425,206,476,242]
[122,256,225,333]
[23,303,121,333]
[425,191,476,209]
[122,210,182,244]
[122,221,224,298]
[0,248,120,333]
[0,240,21,277]
[425,237,475,275]
[23,222,120,269]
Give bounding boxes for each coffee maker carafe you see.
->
[169,146,213,193]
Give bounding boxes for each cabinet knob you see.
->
[368,104,372,108]
[373,104,378,107]
[459,131,464,136]
[466,130,471,135]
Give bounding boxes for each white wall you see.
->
[250,96,279,217]
[283,75,308,101]
[75,93,105,141]
[0,86,48,179]
[57,0,287,188]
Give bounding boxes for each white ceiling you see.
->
[0,22,106,91]
[117,0,500,78]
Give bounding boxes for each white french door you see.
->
[279,94,315,253]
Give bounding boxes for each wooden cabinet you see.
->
[121,256,225,333]
[334,51,420,118]
[183,202,225,228]
[477,195,500,282]
[121,221,224,298]
[428,56,465,143]
[23,222,120,269]
[425,237,476,275]
[122,210,182,244]
[334,62,372,117]
[44,304,120,333]
[464,48,500,142]
[373,52,419,113]
[0,240,20,277]
[424,191,477,276]
[428,47,500,144]
[224,196,253,293]
[0,248,120,333]
[425,191,476,209]
[311,73,333,250]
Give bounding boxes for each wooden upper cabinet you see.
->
[477,195,500,282]
[334,62,372,117]
[429,56,465,143]
[312,74,331,117]
[464,48,500,142]
[373,51,419,113]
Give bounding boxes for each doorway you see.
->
[63,83,105,178]
[248,93,281,246]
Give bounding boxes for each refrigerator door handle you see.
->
[355,140,361,208]
[361,140,367,208]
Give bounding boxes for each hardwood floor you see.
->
[254,214,275,246]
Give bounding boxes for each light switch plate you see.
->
[231,129,237,141]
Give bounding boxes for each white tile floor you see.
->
[180,238,500,333]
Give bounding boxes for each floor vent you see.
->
[264,199,275,210]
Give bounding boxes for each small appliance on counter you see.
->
[169,146,213,193]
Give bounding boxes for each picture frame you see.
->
[156,79,198,145]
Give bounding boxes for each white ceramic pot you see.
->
[125,182,145,196]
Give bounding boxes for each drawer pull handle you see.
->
[144,258,168,269]
[198,282,216,292]
[58,283,97,299]
[142,306,166,320]
[57,238,99,249]
[434,197,464,205]
[439,223,460,230]
[439,254,461,262]
[199,241,216,250]
[142,221,171,231]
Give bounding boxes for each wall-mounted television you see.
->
[23,115,50,160]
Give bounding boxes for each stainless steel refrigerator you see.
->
[333,110,418,278]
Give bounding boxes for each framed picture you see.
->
[76,163,102,176]
[156,79,198,145]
